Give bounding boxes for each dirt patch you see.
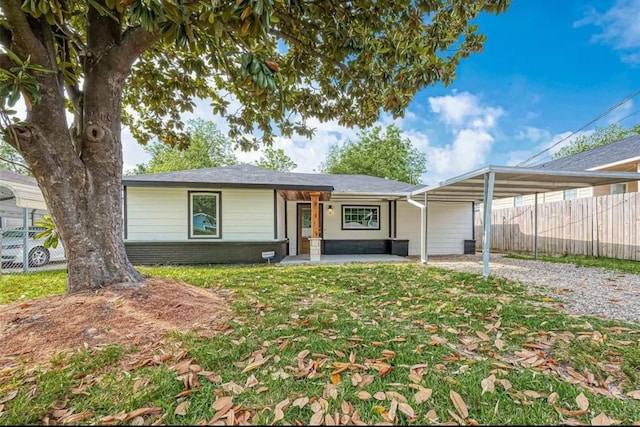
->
[0,278,230,366]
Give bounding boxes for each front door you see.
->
[297,203,322,255]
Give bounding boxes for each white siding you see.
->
[396,200,472,255]
[491,187,595,209]
[126,187,275,241]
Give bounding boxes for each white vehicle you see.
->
[1,227,66,267]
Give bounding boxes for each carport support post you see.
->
[22,207,28,272]
[534,192,539,260]
[482,172,495,278]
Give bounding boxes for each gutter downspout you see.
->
[407,194,427,263]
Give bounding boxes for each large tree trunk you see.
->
[2,2,146,293]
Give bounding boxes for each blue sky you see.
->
[122,0,640,185]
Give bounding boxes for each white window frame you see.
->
[189,191,221,239]
[342,205,380,230]
[611,183,627,195]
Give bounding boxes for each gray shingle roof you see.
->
[123,164,416,194]
[0,169,38,187]
[536,134,640,171]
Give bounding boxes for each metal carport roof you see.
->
[407,165,640,278]
[410,165,640,202]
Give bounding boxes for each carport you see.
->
[0,170,49,271]
[408,165,640,278]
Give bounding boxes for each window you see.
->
[563,189,578,200]
[611,183,627,195]
[189,191,220,238]
[342,205,380,230]
[514,196,523,207]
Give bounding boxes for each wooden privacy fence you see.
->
[474,192,640,261]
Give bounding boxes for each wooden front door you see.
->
[298,203,322,255]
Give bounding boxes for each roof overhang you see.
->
[411,165,640,202]
[123,180,334,193]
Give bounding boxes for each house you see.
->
[122,164,475,264]
[492,134,640,209]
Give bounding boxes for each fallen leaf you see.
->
[576,392,589,411]
[555,406,588,417]
[61,412,93,424]
[385,391,408,403]
[211,396,233,413]
[309,411,324,426]
[398,402,415,418]
[272,406,284,424]
[481,375,496,394]
[388,399,398,422]
[0,390,17,404]
[591,413,613,426]
[494,338,504,351]
[449,390,468,419]
[414,388,432,404]
[523,390,546,399]
[548,392,559,405]
[330,373,341,385]
[356,391,372,400]
[373,392,386,401]
[476,330,490,341]
[371,405,386,415]
[426,409,438,423]
[242,355,272,373]
[130,416,145,426]
[174,401,190,416]
[627,390,640,400]
[292,397,309,408]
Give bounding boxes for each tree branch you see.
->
[0,0,49,65]
[109,26,161,73]
[269,28,355,81]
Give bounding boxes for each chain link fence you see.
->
[1,203,66,274]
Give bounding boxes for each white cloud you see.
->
[606,99,635,124]
[575,0,640,63]
[122,90,506,186]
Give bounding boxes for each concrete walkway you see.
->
[279,254,410,265]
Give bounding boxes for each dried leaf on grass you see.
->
[414,388,432,404]
[309,411,324,426]
[576,392,589,411]
[591,413,613,426]
[174,401,190,416]
[449,390,468,419]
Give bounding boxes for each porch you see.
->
[279,254,410,265]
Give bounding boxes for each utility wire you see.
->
[516,87,640,167]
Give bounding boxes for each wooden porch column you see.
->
[309,192,322,261]
[310,192,320,238]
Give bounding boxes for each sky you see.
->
[122,0,640,185]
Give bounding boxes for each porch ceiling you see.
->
[411,165,640,202]
[277,190,332,201]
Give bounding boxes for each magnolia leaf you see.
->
[547,392,559,405]
[373,392,386,401]
[576,392,589,411]
[449,390,468,419]
[398,402,415,418]
[211,396,233,412]
[174,401,190,416]
[242,355,271,373]
[591,413,613,426]
[356,391,372,400]
[292,397,309,408]
[481,375,496,394]
[309,411,324,426]
[414,388,432,404]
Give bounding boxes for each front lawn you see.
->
[505,253,640,275]
[1,262,639,425]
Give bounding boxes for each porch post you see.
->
[423,192,429,263]
[482,172,495,278]
[309,192,322,261]
[22,207,28,272]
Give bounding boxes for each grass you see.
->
[505,253,640,275]
[1,262,639,425]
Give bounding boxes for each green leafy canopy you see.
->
[8,0,510,150]
[553,123,640,159]
[320,124,427,184]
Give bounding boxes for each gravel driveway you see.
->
[426,253,640,324]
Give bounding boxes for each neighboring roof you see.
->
[535,134,640,171]
[411,165,640,203]
[123,164,416,194]
[0,169,47,211]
